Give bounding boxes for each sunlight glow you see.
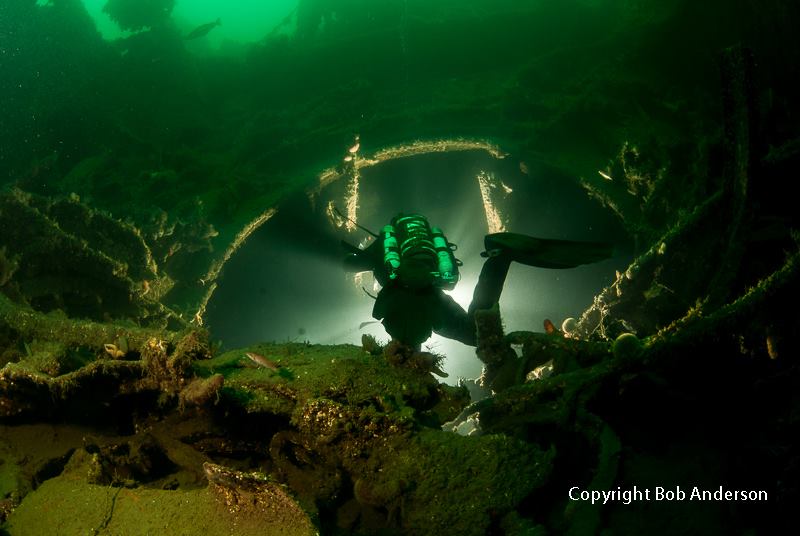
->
[444,275,477,310]
[79,0,298,44]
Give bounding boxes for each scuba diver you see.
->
[341,213,613,348]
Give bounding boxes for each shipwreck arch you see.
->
[193,139,509,324]
[199,139,632,380]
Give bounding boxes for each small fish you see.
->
[598,170,613,181]
[185,18,221,40]
[348,142,360,154]
[519,161,529,175]
[244,351,279,371]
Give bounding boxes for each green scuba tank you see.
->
[382,225,401,279]
[382,214,460,289]
[431,227,458,289]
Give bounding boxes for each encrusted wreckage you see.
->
[0,46,797,535]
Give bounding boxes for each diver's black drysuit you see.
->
[343,225,613,348]
[369,251,510,347]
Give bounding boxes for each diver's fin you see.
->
[482,232,613,268]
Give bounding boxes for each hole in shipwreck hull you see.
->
[206,146,632,382]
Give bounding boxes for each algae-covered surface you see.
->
[0,330,542,534]
[200,343,462,419]
[2,0,799,534]
[5,461,316,536]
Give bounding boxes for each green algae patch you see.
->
[197,342,460,422]
[3,437,316,536]
[349,430,553,535]
[3,475,315,536]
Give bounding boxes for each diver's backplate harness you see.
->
[382,214,461,290]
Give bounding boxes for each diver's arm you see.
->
[341,238,384,274]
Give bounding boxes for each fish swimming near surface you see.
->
[185,18,221,40]
[244,351,279,371]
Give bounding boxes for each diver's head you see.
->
[373,284,439,346]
